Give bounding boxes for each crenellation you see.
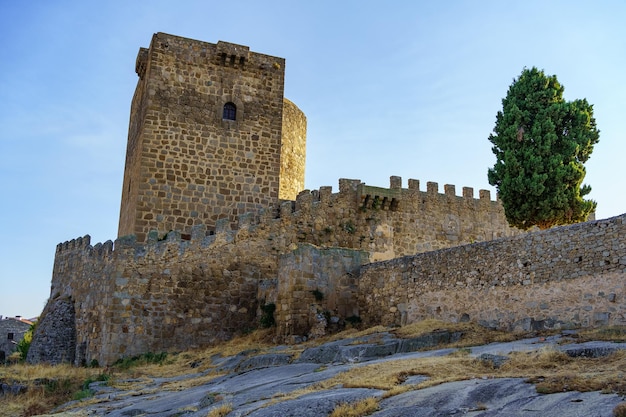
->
[338,178,361,194]
[462,187,474,199]
[280,200,295,218]
[427,181,438,195]
[444,184,455,197]
[56,235,91,254]
[215,218,231,234]
[92,241,114,259]
[295,189,313,211]
[408,178,420,191]
[390,175,402,189]
[479,189,491,201]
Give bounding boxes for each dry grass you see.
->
[329,397,380,417]
[3,322,625,416]
[391,318,517,346]
[267,383,325,406]
[310,346,626,398]
[0,363,104,417]
[317,325,390,344]
[577,326,626,343]
[206,402,233,417]
[110,328,284,380]
[614,402,626,417]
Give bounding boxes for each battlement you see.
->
[56,235,91,253]
[145,33,284,76]
[57,175,512,267]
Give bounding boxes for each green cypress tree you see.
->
[488,67,599,230]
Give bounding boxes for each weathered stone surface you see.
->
[561,341,626,358]
[372,378,621,417]
[1,382,27,396]
[27,296,75,365]
[118,33,306,243]
[36,333,626,417]
[234,353,292,372]
[246,388,383,417]
[478,353,510,368]
[397,330,464,353]
[359,215,626,331]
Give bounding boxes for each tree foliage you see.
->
[488,67,599,230]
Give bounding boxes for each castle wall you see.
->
[276,244,368,339]
[358,214,626,331]
[117,33,306,242]
[37,176,516,364]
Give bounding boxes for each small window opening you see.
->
[223,102,236,121]
[7,333,14,340]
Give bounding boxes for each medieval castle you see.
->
[28,33,625,366]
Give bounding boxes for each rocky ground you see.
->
[36,332,626,417]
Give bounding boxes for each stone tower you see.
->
[118,33,306,242]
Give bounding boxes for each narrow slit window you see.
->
[223,102,236,120]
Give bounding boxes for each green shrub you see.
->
[16,322,36,361]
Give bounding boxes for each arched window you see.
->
[223,102,236,120]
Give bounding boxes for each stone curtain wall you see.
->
[36,176,517,365]
[27,296,76,365]
[34,230,276,366]
[358,214,626,331]
[276,244,369,338]
[118,33,306,242]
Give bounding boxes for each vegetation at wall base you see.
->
[112,351,169,370]
[488,67,599,230]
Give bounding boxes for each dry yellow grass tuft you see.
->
[329,397,380,417]
[313,346,626,399]
[0,363,105,417]
[614,402,626,417]
[578,326,626,343]
[392,318,516,346]
[206,402,233,417]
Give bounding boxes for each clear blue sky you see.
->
[1,1,625,319]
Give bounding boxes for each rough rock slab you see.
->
[372,378,622,417]
[37,334,626,417]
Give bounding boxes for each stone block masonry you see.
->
[118,33,306,243]
[358,214,626,331]
[32,33,620,367]
[0,317,32,362]
[31,176,519,365]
